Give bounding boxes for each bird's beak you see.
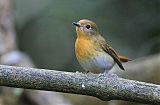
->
[72,22,80,27]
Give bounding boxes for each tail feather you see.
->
[118,55,131,62]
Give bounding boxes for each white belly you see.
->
[79,52,115,73]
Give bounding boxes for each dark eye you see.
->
[86,25,91,29]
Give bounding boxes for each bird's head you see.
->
[73,19,99,37]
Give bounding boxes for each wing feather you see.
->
[98,36,125,70]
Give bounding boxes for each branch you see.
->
[0,65,160,104]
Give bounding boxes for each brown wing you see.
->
[98,36,125,70]
[118,55,131,62]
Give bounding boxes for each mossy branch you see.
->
[0,65,159,104]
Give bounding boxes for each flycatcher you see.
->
[73,19,130,74]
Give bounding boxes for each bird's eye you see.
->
[86,25,91,29]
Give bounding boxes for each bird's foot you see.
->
[86,71,90,73]
[83,71,92,75]
[99,71,118,78]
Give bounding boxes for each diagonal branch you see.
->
[0,65,159,104]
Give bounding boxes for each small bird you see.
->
[73,19,130,74]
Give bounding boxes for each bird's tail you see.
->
[118,55,131,62]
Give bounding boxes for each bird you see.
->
[73,19,130,74]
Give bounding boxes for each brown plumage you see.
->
[73,19,131,73]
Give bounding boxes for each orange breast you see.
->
[75,37,97,60]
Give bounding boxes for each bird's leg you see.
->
[84,71,90,74]
[86,71,90,73]
[103,69,109,75]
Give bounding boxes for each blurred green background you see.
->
[15,0,160,71]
